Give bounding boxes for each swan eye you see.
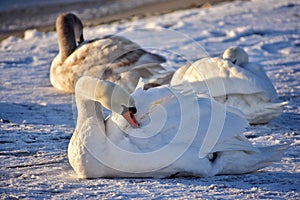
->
[208,152,218,162]
[232,59,237,64]
[121,106,137,114]
[78,34,84,44]
[129,107,137,114]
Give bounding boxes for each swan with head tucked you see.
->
[223,46,249,66]
[171,46,288,124]
[50,13,171,93]
[68,76,287,178]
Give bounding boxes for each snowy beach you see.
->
[1,0,300,199]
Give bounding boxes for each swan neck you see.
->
[75,96,105,132]
[56,15,77,62]
[74,76,136,132]
[74,77,114,129]
[75,79,109,134]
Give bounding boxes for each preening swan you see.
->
[50,13,171,93]
[171,46,288,124]
[68,76,287,178]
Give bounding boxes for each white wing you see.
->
[109,84,249,159]
[171,57,277,100]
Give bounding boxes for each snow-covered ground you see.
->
[1,0,299,198]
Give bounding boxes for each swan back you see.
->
[171,57,276,100]
[222,46,277,99]
[170,46,285,124]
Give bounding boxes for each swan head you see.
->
[56,13,84,45]
[72,14,84,44]
[95,80,140,128]
[76,77,139,128]
[222,46,249,66]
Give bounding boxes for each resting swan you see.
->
[171,46,288,124]
[50,13,171,93]
[68,76,287,178]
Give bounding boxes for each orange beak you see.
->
[122,111,139,128]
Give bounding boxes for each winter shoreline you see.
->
[0,0,230,41]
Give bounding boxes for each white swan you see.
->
[171,46,288,124]
[68,76,287,178]
[50,13,171,93]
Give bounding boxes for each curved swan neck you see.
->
[75,76,135,115]
[75,76,138,132]
[56,13,79,62]
[75,77,108,132]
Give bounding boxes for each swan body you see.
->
[50,13,171,93]
[171,46,288,124]
[68,76,287,178]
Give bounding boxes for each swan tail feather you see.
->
[248,101,288,124]
[266,101,288,109]
[218,143,289,175]
[247,144,289,171]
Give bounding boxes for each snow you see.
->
[1,0,299,198]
